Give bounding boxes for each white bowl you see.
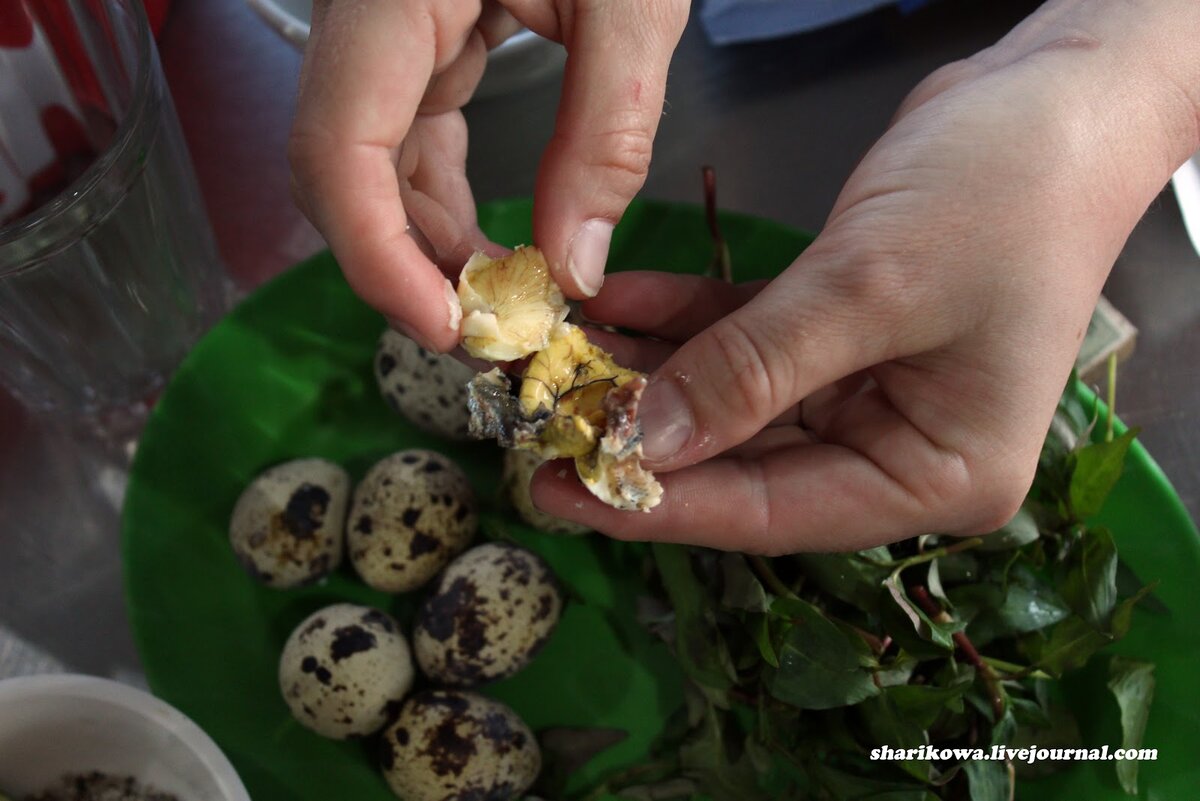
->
[0,675,250,801]
[244,0,566,99]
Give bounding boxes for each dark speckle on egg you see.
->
[330,624,377,662]
[301,656,333,686]
[410,532,439,558]
[422,715,477,777]
[280,483,331,539]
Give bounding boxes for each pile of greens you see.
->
[566,376,1157,801]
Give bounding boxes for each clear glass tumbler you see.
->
[0,0,226,442]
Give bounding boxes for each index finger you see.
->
[290,0,482,351]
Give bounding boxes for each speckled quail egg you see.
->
[348,450,478,593]
[278,603,414,739]
[374,329,476,440]
[229,458,350,588]
[413,542,562,686]
[503,449,590,535]
[380,690,540,801]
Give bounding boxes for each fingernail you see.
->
[442,278,462,333]
[639,378,693,462]
[566,219,612,297]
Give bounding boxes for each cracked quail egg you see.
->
[374,329,475,440]
[380,689,540,801]
[457,246,569,362]
[278,603,414,739]
[413,542,562,686]
[228,458,349,588]
[503,449,590,535]
[348,450,477,593]
[467,322,663,512]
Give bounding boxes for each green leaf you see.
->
[967,566,1070,643]
[1116,558,1170,615]
[1024,614,1111,677]
[808,763,938,801]
[793,552,889,611]
[963,759,1010,801]
[750,613,780,668]
[1011,702,1083,779]
[858,695,931,782]
[1025,583,1153,676]
[929,551,981,584]
[678,705,768,801]
[990,708,1018,747]
[1069,429,1137,519]
[883,574,964,651]
[652,544,735,693]
[1059,528,1118,627]
[765,597,880,710]
[875,654,918,688]
[720,553,768,612]
[884,675,973,730]
[977,503,1041,552]
[1107,657,1156,795]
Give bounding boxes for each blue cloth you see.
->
[700,0,933,45]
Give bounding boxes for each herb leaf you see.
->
[1069,429,1137,520]
[765,597,880,710]
[963,759,1010,801]
[1059,528,1118,627]
[652,544,735,694]
[1107,657,1156,795]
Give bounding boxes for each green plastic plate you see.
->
[123,199,1200,800]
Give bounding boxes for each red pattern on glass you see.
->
[0,0,33,47]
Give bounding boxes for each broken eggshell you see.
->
[465,325,662,513]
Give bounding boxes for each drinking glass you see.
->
[0,0,227,446]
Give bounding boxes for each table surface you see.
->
[1,0,1197,680]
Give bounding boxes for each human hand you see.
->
[531,0,1200,552]
[289,0,689,351]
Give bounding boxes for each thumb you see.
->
[532,0,688,298]
[637,249,925,468]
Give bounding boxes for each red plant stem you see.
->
[910,584,1005,720]
[702,165,732,283]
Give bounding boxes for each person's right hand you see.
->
[531,0,1200,553]
[288,0,689,351]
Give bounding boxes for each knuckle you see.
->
[707,316,786,423]
[585,126,654,194]
[954,458,1035,536]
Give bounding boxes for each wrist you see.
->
[988,0,1200,199]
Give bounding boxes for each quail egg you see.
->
[375,329,475,440]
[278,603,414,739]
[348,450,477,593]
[380,690,540,801]
[229,458,349,588]
[503,449,590,535]
[414,542,562,686]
